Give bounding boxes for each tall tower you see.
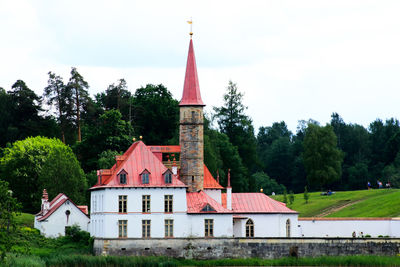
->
[179,36,205,192]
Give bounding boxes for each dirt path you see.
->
[316,199,363,217]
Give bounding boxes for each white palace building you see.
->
[88,36,299,239]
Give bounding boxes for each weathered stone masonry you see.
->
[95,238,400,259]
[179,106,204,192]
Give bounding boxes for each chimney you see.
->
[172,159,178,175]
[41,189,50,215]
[97,170,102,185]
[227,169,232,210]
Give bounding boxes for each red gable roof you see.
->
[179,39,204,106]
[187,191,231,213]
[203,165,224,189]
[222,193,297,214]
[37,194,89,221]
[91,141,186,189]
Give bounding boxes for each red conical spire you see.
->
[179,39,205,106]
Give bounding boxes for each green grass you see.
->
[5,254,400,266]
[271,189,400,217]
[14,213,34,228]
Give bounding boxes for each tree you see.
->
[213,81,258,180]
[67,67,89,142]
[0,180,21,261]
[96,79,132,121]
[133,84,179,145]
[43,71,73,144]
[0,137,87,213]
[74,110,133,172]
[251,172,286,195]
[303,186,309,203]
[303,123,343,190]
[289,190,295,206]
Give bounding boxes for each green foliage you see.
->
[97,150,120,169]
[303,186,309,204]
[283,189,288,204]
[204,119,249,192]
[289,190,295,205]
[303,123,343,190]
[96,78,132,122]
[0,181,21,261]
[213,81,258,182]
[133,84,179,145]
[0,137,86,212]
[251,172,285,195]
[75,109,133,172]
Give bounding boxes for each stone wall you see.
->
[179,106,204,192]
[94,237,400,259]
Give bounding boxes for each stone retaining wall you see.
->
[94,237,400,259]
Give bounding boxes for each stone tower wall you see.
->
[179,106,204,192]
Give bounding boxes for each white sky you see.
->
[1,0,400,133]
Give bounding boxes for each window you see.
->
[165,219,173,237]
[164,172,172,184]
[142,195,151,213]
[201,204,215,212]
[164,195,173,213]
[118,220,127,238]
[286,219,291,237]
[246,219,254,237]
[119,173,127,184]
[142,220,151,238]
[142,173,149,184]
[205,219,214,237]
[119,195,127,213]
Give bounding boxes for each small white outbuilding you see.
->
[34,189,90,237]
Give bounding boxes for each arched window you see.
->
[164,170,172,184]
[246,219,254,237]
[118,170,127,184]
[286,219,291,237]
[140,169,150,184]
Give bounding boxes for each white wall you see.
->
[90,187,233,238]
[204,189,222,204]
[233,214,299,237]
[34,200,89,237]
[299,219,400,237]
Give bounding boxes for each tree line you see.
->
[1,67,400,212]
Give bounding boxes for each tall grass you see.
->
[5,254,400,267]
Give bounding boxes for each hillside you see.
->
[271,189,400,218]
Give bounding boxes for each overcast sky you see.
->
[1,0,400,133]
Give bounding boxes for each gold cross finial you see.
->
[187,18,193,38]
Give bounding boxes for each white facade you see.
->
[90,187,234,238]
[233,214,299,238]
[34,199,90,237]
[298,218,400,238]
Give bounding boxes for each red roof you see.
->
[221,193,297,214]
[179,39,204,106]
[187,191,231,213]
[91,141,186,189]
[203,165,224,189]
[37,194,89,221]
[78,206,89,215]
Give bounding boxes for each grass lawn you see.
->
[271,189,400,217]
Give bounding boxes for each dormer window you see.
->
[118,170,127,184]
[141,169,150,184]
[201,204,216,212]
[164,170,172,184]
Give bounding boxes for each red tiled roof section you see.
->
[37,194,89,221]
[187,191,231,213]
[179,39,204,106]
[91,141,186,189]
[221,193,297,214]
[203,165,224,189]
[78,206,89,215]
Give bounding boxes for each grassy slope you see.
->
[271,189,400,217]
